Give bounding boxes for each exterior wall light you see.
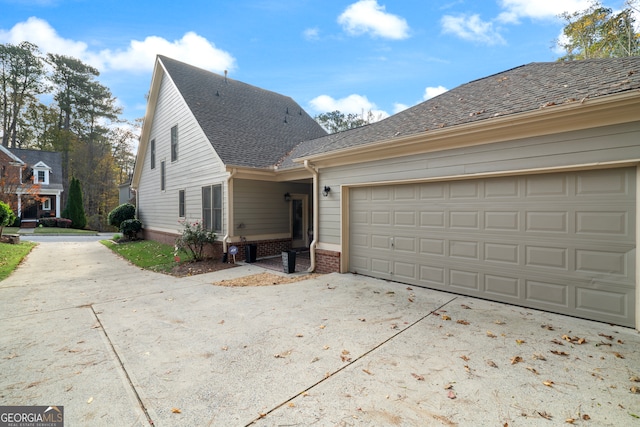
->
[323,186,331,197]
[284,192,291,202]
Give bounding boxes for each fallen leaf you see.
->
[171,408,181,414]
[456,319,470,325]
[533,353,547,361]
[541,324,555,331]
[617,339,624,344]
[358,318,366,322]
[538,411,552,420]
[599,333,614,340]
[630,376,640,382]
[516,339,526,345]
[288,402,295,408]
[461,304,471,309]
[614,352,625,359]
[218,320,224,324]
[487,331,497,338]
[296,333,304,338]
[444,383,454,390]
[319,325,325,329]
[511,356,523,365]
[463,365,471,373]
[406,287,413,290]
[341,354,352,362]
[362,369,373,375]
[631,386,640,394]
[221,346,228,351]
[551,339,565,346]
[442,315,451,321]
[494,320,506,325]
[411,373,425,381]
[543,380,554,387]
[258,413,267,419]
[460,355,470,361]
[550,350,569,356]
[487,360,498,368]
[447,390,457,399]
[582,414,590,420]
[323,345,330,350]
[596,341,612,347]
[526,366,539,375]
[87,397,93,404]
[566,418,576,424]
[408,298,414,303]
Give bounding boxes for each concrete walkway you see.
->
[0,240,638,426]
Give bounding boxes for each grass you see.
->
[101,239,187,273]
[0,241,37,281]
[3,227,99,235]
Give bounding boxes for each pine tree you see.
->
[63,177,87,229]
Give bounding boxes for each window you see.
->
[160,161,165,191]
[42,198,51,211]
[37,171,46,182]
[150,139,156,169]
[171,125,178,162]
[32,162,50,185]
[178,190,185,217]
[202,184,222,232]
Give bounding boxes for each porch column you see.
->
[56,193,61,217]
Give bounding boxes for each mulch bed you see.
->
[170,259,238,277]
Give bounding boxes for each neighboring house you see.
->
[133,56,640,329]
[119,177,134,205]
[0,146,64,227]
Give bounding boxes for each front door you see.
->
[290,194,308,248]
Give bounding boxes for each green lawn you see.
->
[101,239,186,273]
[0,241,37,281]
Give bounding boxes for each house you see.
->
[0,146,64,227]
[132,56,640,329]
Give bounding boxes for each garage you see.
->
[349,167,636,327]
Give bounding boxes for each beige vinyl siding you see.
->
[137,73,228,235]
[233,179,311,237]
[318,122,640,246]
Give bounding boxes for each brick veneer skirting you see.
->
[315,249,341,274]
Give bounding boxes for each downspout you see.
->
[223,168,237,254]
[304,160,318,273]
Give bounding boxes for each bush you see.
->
[108,203,136,229]
[39,217,57,227]
[11,216,21,227]
[175,220,216,261]
[56,218,72,228]
[0,201,16,236]
[120,218,142,240]
[64,177,87,229]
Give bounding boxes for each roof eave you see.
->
[295,90,640,168]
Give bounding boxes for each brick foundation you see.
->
[315,249,341,274]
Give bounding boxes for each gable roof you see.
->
[0,145,24,164]
[9,148,64,189]
[280,57,640,168]
[158,56,327,169]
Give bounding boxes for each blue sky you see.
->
[0,0,631,124]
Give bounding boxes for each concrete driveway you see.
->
[1,240,638,426]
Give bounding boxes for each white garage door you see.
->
[349,168,636,327]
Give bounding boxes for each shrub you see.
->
[38,217,57,227]
[11,216,21,227]
[175,220,216,261]
[0,201,16,237]
[56,218,72,228]
[108,203,136,229]
[120,218,142,240]
[63,177,87,229]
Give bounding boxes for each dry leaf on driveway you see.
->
[411,373,425,381]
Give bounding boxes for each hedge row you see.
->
[38,217,72,228]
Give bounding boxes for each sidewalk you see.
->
[0,240,638,426]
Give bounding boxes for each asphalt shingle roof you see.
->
[279,57,640,168]
[159,56,327,169]
[9,148,64,190]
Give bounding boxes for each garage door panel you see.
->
[349,168,636,327]
[485,274,520,298]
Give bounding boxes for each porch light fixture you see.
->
[323,186,331,197]
[284,192,291,202]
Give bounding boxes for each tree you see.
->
[0,42,48,148]
[557,0,640,60]
[314,110,372,133]
[62,176,87,229]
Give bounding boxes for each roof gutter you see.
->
[303,160,318,273]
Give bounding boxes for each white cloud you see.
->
[441,14,506,45]
[0,17,236,74]
[303,27,320,40]
[393,103,409,113]
[497,0,591,23]
[338,0,410,40]
[309,94,389,120]
[423,85,448,100]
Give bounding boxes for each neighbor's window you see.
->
[202,184,222,232]
[178,190,185,217]
[160,160,165,191]
[171,125,178,162]
[42,198,51,210]
[37,170,46,183]
[150,139,156,169]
